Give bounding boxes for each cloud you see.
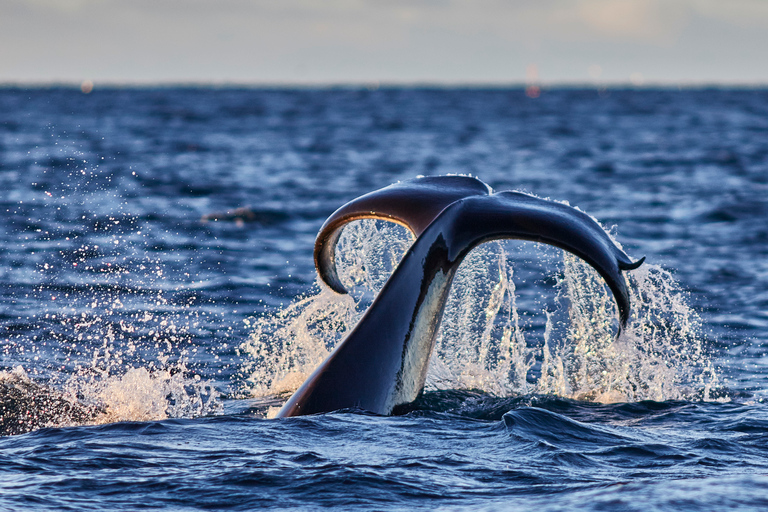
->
[572,0,688,43]
[1,0,767,83]
[691,0,768,28]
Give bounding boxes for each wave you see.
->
[0,365,219,436]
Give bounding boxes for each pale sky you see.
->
[2,0,767,85]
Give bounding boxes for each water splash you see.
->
[1,145,226,435]
[238,220,412,402]
[427,243,532,396]
[60,296,221,423]
[537,254,718,402]
[2,250,222,435]
[2,301,221,435]
[238,289,359,398]
[67,365,219,424]
[241,219,718,404]
[334,219,415,297]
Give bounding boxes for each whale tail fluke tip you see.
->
[619,256,645,271]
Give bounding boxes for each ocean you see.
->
[1,86,767,510]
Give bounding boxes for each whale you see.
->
[276,176,644,418]
[0,369,101,436]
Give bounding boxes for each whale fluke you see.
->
[619,256,645,271]
[277,176,643,418]
[315,175,491,294]
[435,191,643,327]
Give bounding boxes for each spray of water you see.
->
[241,219,719,404]
[65,292,221,422]
[2,246,222,435]
[2,288,222,434]
[2,145,229,434]
[238,290,359,397]
[427,243,532,396]
[237,220,413,401]
[537,254,718,402]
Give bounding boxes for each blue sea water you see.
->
[1,87,768,510]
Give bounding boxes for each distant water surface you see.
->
[1,87,768,511]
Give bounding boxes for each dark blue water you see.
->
[1,87,768,510]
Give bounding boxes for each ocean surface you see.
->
[1,87,767,511]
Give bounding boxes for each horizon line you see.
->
[2,79,768,90]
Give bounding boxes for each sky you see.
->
[2,0,767,85]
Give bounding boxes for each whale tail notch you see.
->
[619,256,646,271]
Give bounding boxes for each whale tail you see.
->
[278,176,644,417]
